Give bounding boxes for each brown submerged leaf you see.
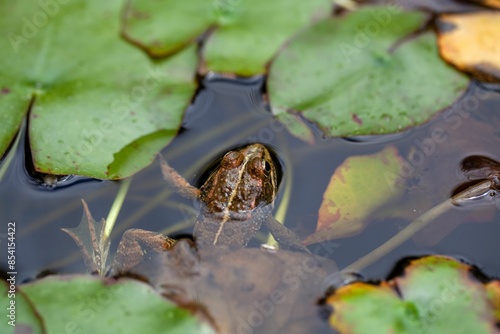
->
[122,240,339,334]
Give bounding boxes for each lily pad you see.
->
[19,275,215,334]
[268,6,469,139]
[0,100,25,161]
[326,256,499,333]
[0,0,198,179]
[122,0,217,57]
[202,0,332,76]
[467,0,500,8]
[327,282,416,333]
[395,257,496,333]
[486,281,500,321]
[303,146,405,245]
[121,0,332,76]
[0,280,44,334]
[437,11,500,82]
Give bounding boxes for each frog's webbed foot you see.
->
[111,228,176,275]
[264,217,311,254]
[159,154,200,200]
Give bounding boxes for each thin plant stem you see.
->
[266,146,293,248]
[343,179,493,273]
[160,220,195,236]
[344,199,452,273]
[104,177,132,242]
[110,188,172,238]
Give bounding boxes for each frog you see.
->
[112,143,309,273]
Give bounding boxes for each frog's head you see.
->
[199,143,278,213]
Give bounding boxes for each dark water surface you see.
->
[1,76,499,287]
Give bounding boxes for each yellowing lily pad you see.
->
[394,257,495,333]
[327,282,415,333]
[1,0,198,179]
[467,0,500,9]
[437,11,500,82]
[268,6,469,139]
[326,256,499,334]
[486,281,500,321]
[303,146,405,245]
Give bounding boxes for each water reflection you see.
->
[0,76,499,286]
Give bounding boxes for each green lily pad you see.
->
[0,99,26,161]
[0,280,44,334]
[303,145,405,245]
[0,0,197,179]
[202,0,332,76]
[268,6,469,139]
[19,275,215,334]
[327,256,499,333]
[121,0,331,76]
[122,0,217,58]
[395,257,496,333]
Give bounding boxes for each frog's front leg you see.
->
[264,217,311,254]
[159,154,200,199]
[111,228,176,274]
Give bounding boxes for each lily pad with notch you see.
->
[0,0,198,179]
[268,6,469,140]
[324,256,500,333]
[121,0,332,76]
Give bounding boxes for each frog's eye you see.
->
[263,160,272,175]
[221,151,243,168]
[249,157,269,178]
